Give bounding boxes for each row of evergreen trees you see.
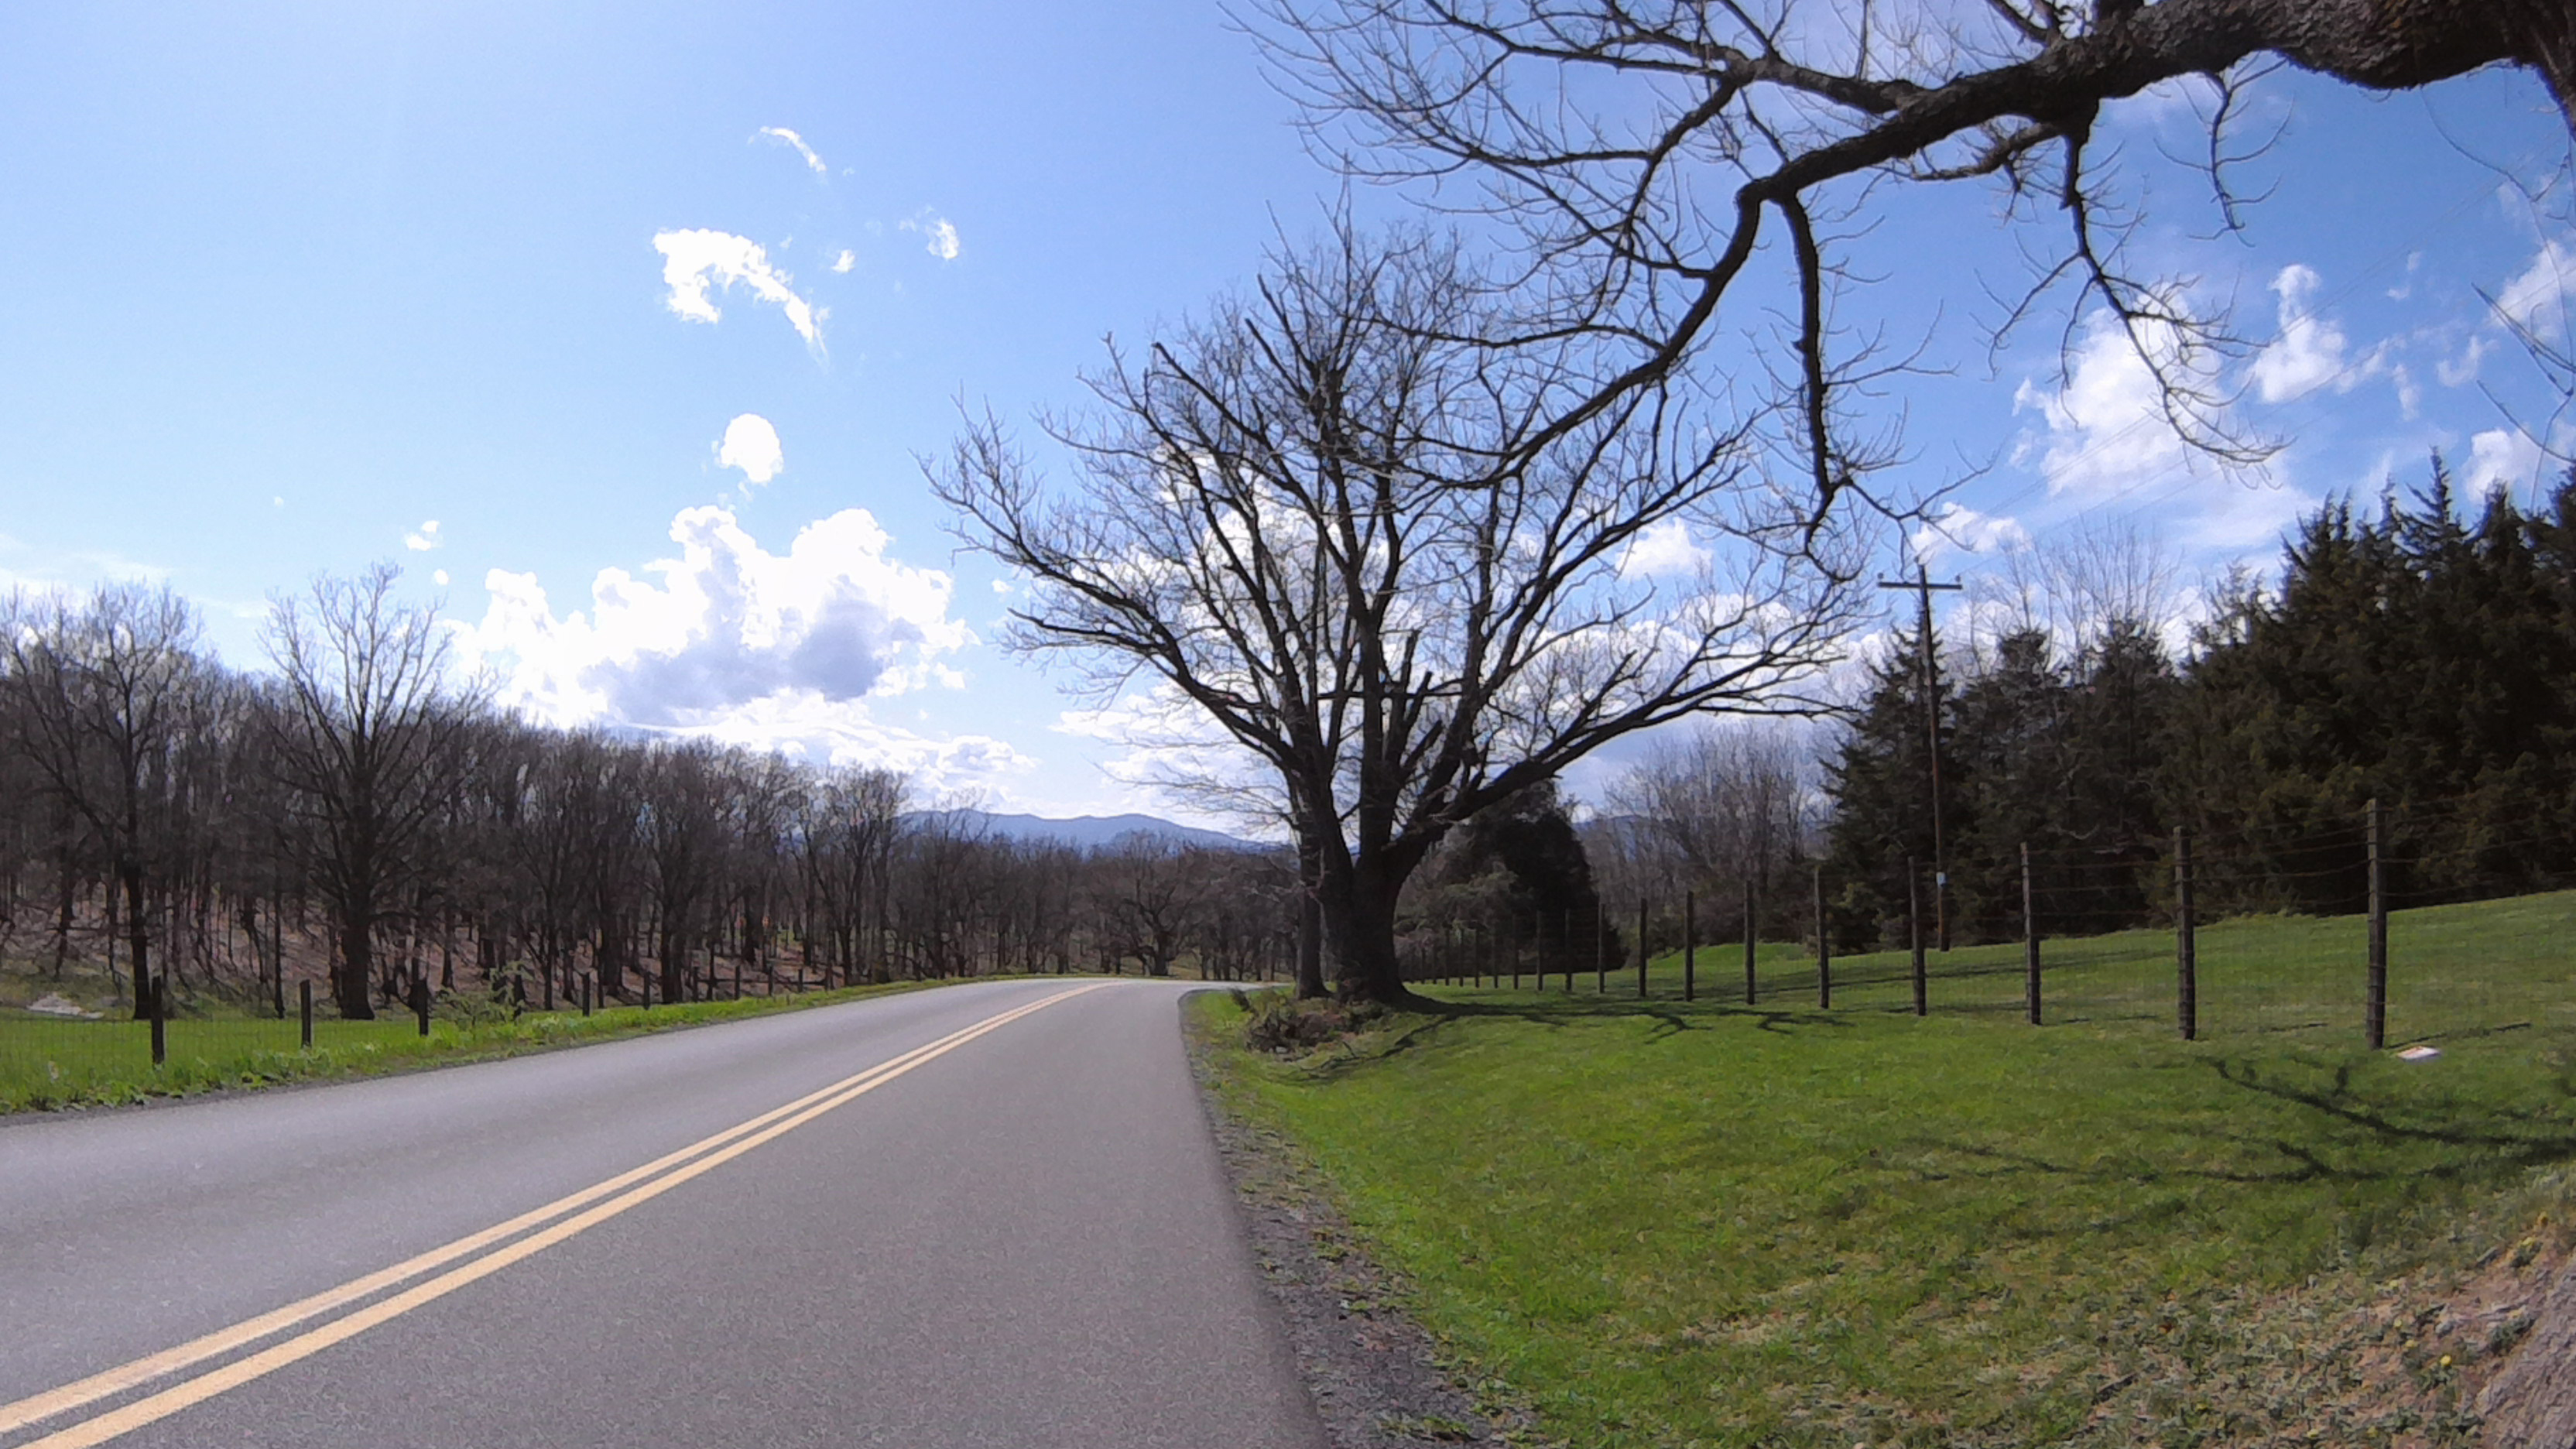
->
[1824,464,2576,949]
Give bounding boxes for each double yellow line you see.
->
[1,981,1107,1449]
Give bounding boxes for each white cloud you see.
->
[2012,308,2227,500]
[902,212,961,261]
[716,413,785,488]
[651,229,826,349]
[457,504,971,734]
[1909,502,2030,566]
[2250,264,2362,405]
[755,126,827,176]
[1616,518,1711,578]
[2496,238,2574,341]
[404,519,442,552]
[2438,334,2492,388]
[831,249,856,274]
[271,495,283,508]
[433,569,450,587]
[2465,428,2546,502]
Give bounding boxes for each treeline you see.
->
[1822,464,2576,947]
[0,567,1299,1021]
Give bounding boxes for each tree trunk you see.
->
[2478,1255,2576,1446]
[1317,856,1416,1005]
[337,913,375,1019]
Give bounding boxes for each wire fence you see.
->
[1410,796,2576,1049]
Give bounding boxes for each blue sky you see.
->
[0,3,2568,824]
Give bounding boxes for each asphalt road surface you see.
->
[0,978,1326,1448]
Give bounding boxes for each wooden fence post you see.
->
[2367,796,2387,1050]
[299,980,313,1050]
[2023,841,2042,1026]
[1636,894,1649,999]
[413,972,432,1036]
[2175,826,2196,1041]
[1909,855,1927,1017]
[149,971,166,1067]
[1683,890,1696,1002]
[1595,903,1606,992]
[1743,878,1758,1005]
[1813,865,1831,1009]
[583,972,594,1017]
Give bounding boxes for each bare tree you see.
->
[1260,1,2575,513]
[0,585,211,1016]
[1601,724,1812,908]
[937,229,1855,1001]
[261,565,481,1019]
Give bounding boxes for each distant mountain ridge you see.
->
[904,809,1265,853]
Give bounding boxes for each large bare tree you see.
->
[1261,0,2576,506]
[262,565,481,1019]
[937,230,1857,1001]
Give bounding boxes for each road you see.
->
[0,978,1325,1448]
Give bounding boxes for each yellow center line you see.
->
[4,981,1108,1447]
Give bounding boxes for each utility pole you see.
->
[1878,563,1964,951]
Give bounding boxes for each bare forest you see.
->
[0,574,1310,1025]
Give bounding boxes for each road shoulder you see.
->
[1182,993,1543,1449]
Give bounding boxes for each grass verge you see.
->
[0,977,982,1114]
[1194,893,2576,1447]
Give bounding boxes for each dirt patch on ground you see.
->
[1184,1006,1548,1448]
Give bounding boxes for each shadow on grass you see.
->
[1421,993,1861,1043]
[1899,1049,2576,1218]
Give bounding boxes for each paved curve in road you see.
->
[0,979,1324,1448]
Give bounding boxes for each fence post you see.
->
[583,972,594,1018]
[1683,890,1696,1002]
[1743,878,1758,1005]
[149,971,166,1067]
[1511,916,1522,991]
[2175,826,2196,1041]
[1813,865,1831,1009]
[413,973,432,1037]
[1636,894,1649,999]
[299,980,313,1050]
[2023,841,2042,1025]
[1909,855,1927,1017]
[2367,796,2387,1050]
[1595,904,1606,992]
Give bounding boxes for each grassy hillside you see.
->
[1197,892,2576,1447]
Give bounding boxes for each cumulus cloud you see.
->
[433,569,450,587]
[902,212,961,261]
[652,229,825,348]
[2014,307,2317,554]
[456,505,1031,795]
[831,249,855,274]
[2250,264,2363,404]
[2013,308,2228,501]
[459,505,971,730]
[404,520,443,552]
[1617,518,1711,579]
[2465,427,2546,502]
[755,126,827,176]
[716,413,785,488]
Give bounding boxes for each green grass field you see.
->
[1452,889,2576,1044]
[1197,892,2576,1447]
[0,978,958,1112]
